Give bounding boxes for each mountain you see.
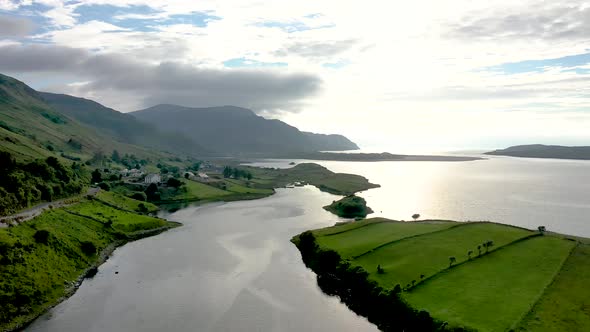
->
[485,144,590,160]
[131,104,359,155]
[39,92,209,157]
[0,73,165,161]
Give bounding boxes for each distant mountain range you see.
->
[0,72,358,161]
[40,92,209,156]
[131,104,359,155]
[485,144,590,160]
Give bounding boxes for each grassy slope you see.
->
[0,199,177,330]
[353,223,533,288]
[0,73,167,162]
[404,236,574,332]
[95,191,158,214]
[315,219,457,259]
[516,243,590,331]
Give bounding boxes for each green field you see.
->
[316,219,457,259]
[354,223,533,288]
[515,243,590,331]
[95,191,158,213]
[67,200,167,233]
[405,236,574,331]
[304,219,588,331]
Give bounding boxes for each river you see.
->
[29,155,590,331]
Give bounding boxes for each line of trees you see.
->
[0,152,89,216]
[223,166,252,180]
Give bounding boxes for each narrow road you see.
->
[0,187,100,228]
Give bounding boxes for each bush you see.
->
[33,230,50,244]
[80,241,97,256]
[130,192,147,201]
[98,182,111,191]
[167,178,183,188]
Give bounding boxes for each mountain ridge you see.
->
[131,104,359,155]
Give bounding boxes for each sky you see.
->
[1,0,589,152]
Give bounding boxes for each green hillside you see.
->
[0,73,167,162]
[40,92,209,157]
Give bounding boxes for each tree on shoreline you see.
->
[412,213,420,221]
[449,256,456,267]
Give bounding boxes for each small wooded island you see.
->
[292,218,590,332]
[324,195,373,218]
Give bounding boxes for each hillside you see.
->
[40,93,209,157]
[131,104,359,155]
[485,144,590,160]
[0,74,164,162]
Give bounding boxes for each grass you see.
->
[95,191,158,213]
[0,198,176,330]
[247,163,379,195]
[66,200,167,233]
[223,178,274,195]
[315,219,457,259]
[301,219,589,331]
[515,243,590,332]
[404,236,575,331]
[353,223,533,289]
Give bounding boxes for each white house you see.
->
[144,174,161,184]
[198,172,209,179]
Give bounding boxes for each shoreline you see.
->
[9,221,181,332]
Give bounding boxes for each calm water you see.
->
[250,156,590,238]
[29,155,590,331]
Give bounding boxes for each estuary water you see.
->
[29,155,590,331]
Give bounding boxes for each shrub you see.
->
[98,182,111,191]
[33,230,50,244]
[130,192,147,201]
[80,241,97,255]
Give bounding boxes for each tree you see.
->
[80,241,97,255]
[477,244,482,256]
[34,230,50,244]
[377,264,385,274]
[467,250,473,260]
[538,226,546,235]
[167,177,183,189]
[420,274,425,280]
[111,150,121,162]
[91,169,102,183]
[411,280,416,287]
[412,213,420,221]
[184,173,190,179]
[223,166,232,178]
[483,240,494,253]
[449,256,456,267]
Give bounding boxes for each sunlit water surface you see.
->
[29,155,590,331]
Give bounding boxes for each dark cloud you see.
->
[275,39,356,59]
[0,44,88,71]
[447,4,590,41]
[0,44,321,113]
[0,15,34,37]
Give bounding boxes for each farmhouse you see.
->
[144,173,161,184]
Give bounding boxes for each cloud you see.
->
[0,15,34,37]
[447,4,590,42]
[274,39,356,59]
[0,44,321,112]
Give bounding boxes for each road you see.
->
[0,187,100,228]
